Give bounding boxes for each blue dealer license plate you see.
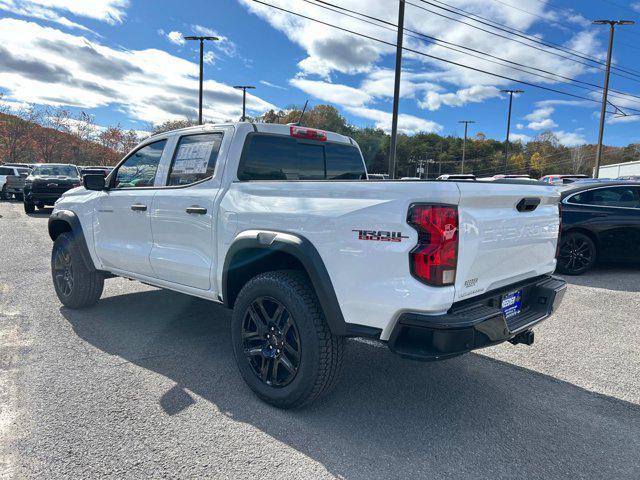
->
[501,290,522,318]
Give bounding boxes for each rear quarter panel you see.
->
[218,180,461,339]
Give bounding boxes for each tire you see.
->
[51,232,104,308]
[23,200,35,214]
[0,185,7,201]
[15,193,23,201]
[557,232,597,275]
[231,270,345,409]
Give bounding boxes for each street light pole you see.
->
[184,35,219,125]
[388,0,405,180]
[593,20,635,178]
[500,89,523,173]
[458,120,475,173]
[234,86,256,122]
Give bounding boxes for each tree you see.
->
[152,118,198,135]
[570,145,588,174]
[33,106,72,163]
[0,98,40,163]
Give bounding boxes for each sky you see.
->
[1,0,640,146]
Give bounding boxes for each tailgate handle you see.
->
[516,198,540,212]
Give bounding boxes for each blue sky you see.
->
[1,0,640,146]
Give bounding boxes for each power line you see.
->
[306,0,640,106]
[414,0,640,81]
[269,0,640,114]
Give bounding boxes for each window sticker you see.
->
[172,141,215,174]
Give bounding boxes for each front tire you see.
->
[51,232,104,308]
[23,200,35,213]
[0,185,7,200]
[231,270,345,409]
[557,232,597,275]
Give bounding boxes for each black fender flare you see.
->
[222,230,380,338]
[48,210,97,272]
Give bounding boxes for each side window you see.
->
[568,187,640,208]
[0,167,12,175]
[167,133,223,186]
[114,140,166,189]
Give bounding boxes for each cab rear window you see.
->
[238,133,365,181]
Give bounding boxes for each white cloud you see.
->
[554,130,586,146]
[535,99,592,108]
[607,114,640,125]
[360,69,442,99]
[510,133,531,143]
[290,78,372,108]
[633,3,640,13]
[166,31,184,46]
[345,106,442,135]
[0,18,277,125]
[516,123,524,129]
[260,80,287,90]
[203,51,216,64]
[419,86,501,111]
[0,0,129,25]
[525,107,554,122]
[527,118,558,130]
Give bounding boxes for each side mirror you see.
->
[83,174,106,191]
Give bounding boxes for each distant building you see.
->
[598,160,640,179]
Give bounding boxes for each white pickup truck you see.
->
[49,123,566,408]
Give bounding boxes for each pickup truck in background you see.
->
[48,123,566,408]
[23,163,82,213]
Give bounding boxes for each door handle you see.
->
[130,204,147,211]
[186,206,208,215]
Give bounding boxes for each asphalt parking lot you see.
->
[1,200,639,479]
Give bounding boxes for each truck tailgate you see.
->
[454,182,560,302]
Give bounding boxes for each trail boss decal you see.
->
[353,230,409,242]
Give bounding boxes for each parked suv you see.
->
[0,165,31,200]
[48,123,566,408]
[23,163,81,213]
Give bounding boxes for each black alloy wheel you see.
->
[557,232,596,275]
[52,243,74,297]
[241,296,301,387]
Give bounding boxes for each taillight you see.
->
[290,125,327,141]
[407,204,458,286]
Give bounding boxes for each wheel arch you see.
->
[222,230,377,338]
[562,227,600,255]
[48,210,97,272]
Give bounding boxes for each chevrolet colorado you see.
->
[24,163,81,213]
[48,123,566,408]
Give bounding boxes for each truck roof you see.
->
[146,122,354,145]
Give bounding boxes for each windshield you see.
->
[31,165,78,177]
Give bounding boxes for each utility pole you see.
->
[458,120,475,173]
[234,85,256,122]
[500,89,523,173]
[388,0,405,180]
[593,20,635,178]
[185,35,219,125]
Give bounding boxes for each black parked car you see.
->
[557,181,640,275]
[23,163,81,213]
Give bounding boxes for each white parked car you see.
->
[48,123,566,408]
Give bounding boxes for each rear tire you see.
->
[23,200,35,214]
[231,270,345,409]
[557,232,597,275]
[15,193,23,201]
[51,232,104,308]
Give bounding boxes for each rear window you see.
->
[568,186,640,208]
[238,134,365,181]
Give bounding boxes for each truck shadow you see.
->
[558,264,640,293]
[61,288,640,480]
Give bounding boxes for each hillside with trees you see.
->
[2,100,638,178]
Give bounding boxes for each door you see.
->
[565,185,640,261]
[94,139,168,276]
[149,132,225,290]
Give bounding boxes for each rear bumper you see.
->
[388,275,566,361]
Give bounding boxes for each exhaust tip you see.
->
[509,330,535,346]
